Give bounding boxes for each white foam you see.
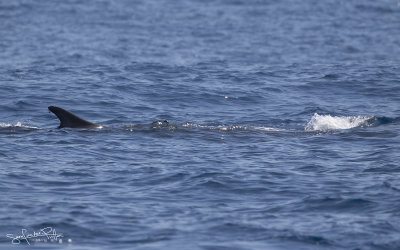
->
[305,113,371,131]
[252,126,282,131]
[182,123,280,132]
[0,122,38,129]
[182,123,208,128]
[182,123,232,130]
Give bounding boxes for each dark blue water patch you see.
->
[322,73,341,80]
[300,196,377,212]
[363,116,400,127]
[363,164,400,174]
[59,170,95,178]
[382,182,400,193]
[282,233,333,247]
[355,3,398,14]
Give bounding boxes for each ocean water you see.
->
[1,0,400,249]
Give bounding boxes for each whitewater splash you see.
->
[305,113,373,131]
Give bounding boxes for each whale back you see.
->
[48,106,100,128]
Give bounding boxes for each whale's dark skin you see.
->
[48,106,101,128]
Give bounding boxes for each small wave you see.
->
[182,123,244,131]
[305,113,372,131]
[0,122,38,129]
[182,123,280,132]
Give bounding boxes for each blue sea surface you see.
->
[1,0,400,249]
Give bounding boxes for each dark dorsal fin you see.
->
[48,106,100,128]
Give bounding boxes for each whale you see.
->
[48,106,169,129]
[48,106,102,128]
